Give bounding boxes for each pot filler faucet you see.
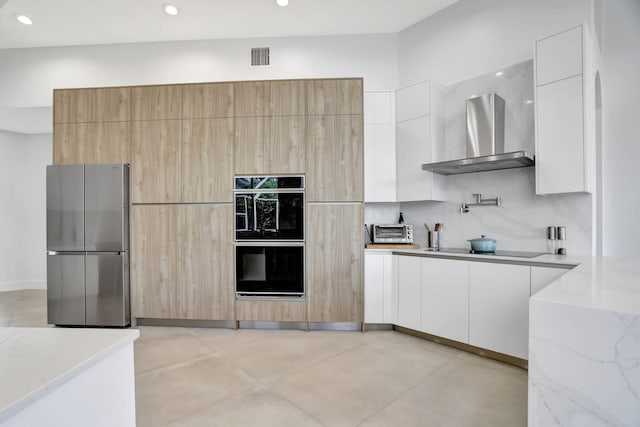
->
[460,193,501,214]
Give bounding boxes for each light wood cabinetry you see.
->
[131,205,180,319]
[397,255,422,330]
[535,24,595,195]
[364,251,395,324]
[236,300,306,322]
[131,120,181,203]
[364,91,396,202]
[132,85,182,120]
[307,79,363,115]
[307,115,363,202]
[395,79,445,202]
[420,258,470,343]
[182,118,234,202]
[182,83,234,119]
[54,87,130,124]
[469,262,531,359]
[54,122,131,164]
[307,203,363,323]
[131,204,234,320]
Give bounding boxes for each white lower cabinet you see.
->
[469,262,531,359]
[364,252,395,323]
[397,255,422,330]
[531,266,569,296]
[420,258,469,343]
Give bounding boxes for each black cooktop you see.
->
[427,247,545,259]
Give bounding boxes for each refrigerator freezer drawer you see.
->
[47,254,85,326]
[46,165,85,251]
[86,253,130,327]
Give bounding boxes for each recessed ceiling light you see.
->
[276,0,289,6]
[495,71,504,77]
[163,3,179,16]
[16,14,33,25]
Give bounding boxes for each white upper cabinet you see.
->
[535,23,595,195]
[536,26,583,86]
[364,92,396,202]
[395,79,444,202]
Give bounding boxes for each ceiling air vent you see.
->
[250,47,270,67]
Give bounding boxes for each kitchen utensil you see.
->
[468,235,497,253]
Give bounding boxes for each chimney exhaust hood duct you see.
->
[421,93,534,175]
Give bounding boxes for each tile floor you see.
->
[1,290,528,426]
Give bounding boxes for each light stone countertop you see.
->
[0,327,139,422]
[371,247,640,316]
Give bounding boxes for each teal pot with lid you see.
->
[468,235,496,253]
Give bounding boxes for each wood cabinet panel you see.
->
[307,115,363,201]
[270,80,305,116]
[131,120,181,203]
[235,81,269,117]
[200,204,234,320]
[54,122,131,165]
[54,87,130,124]
[307,79,363,115]
[234,117,269,175]
[236,300,305,322]
[269,116,306,174]
[182,83,234,119]
[132,85,182,120]
[307,203,363,323]
[182,118,234,202]
[131,205,180,318]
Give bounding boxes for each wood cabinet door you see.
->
[132,120,181,203]
[235,81,269,117]
[182,83,234,119]
[54,122,131,165]
[307,79,363,115]
[200,204,235,320]
[307,203,363,322]
[306,115,363,202]
[268,116,306,174]
[234,117,269,175]
[54,87,130,124]
[130,205,180,318]
[182,118,234,202]
[132,85,182,120]
[469,262,530,359]
[270,80,305,116]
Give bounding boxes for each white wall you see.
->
[600,0,640,257]
[0,131,50,291]
[397,0,590,86]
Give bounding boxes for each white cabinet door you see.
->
[396,255,421,330]
[536,25,583,86]
[396,117,443,202]
[531,266,569,296]
[383,253,397,324]
[535,75,585,194]
[396,80,430,123]
[469,262,530,359]
[364,124,396,202]
[420,258,469,343]
[365,252,394,323]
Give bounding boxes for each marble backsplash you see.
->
[365,60,594,255]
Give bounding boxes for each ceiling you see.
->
[0,0,459,50]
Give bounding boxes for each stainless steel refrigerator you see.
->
[46,164,130,327]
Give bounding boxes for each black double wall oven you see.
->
[234,176,304,298]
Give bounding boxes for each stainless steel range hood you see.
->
[421,93,534,175]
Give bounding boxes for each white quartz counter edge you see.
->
[0,327,140,422]
[376,248,640,316]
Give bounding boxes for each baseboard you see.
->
[0,280,46,292]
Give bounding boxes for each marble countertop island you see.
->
[0,327,139,426]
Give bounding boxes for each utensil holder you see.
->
[427,231,439,250]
